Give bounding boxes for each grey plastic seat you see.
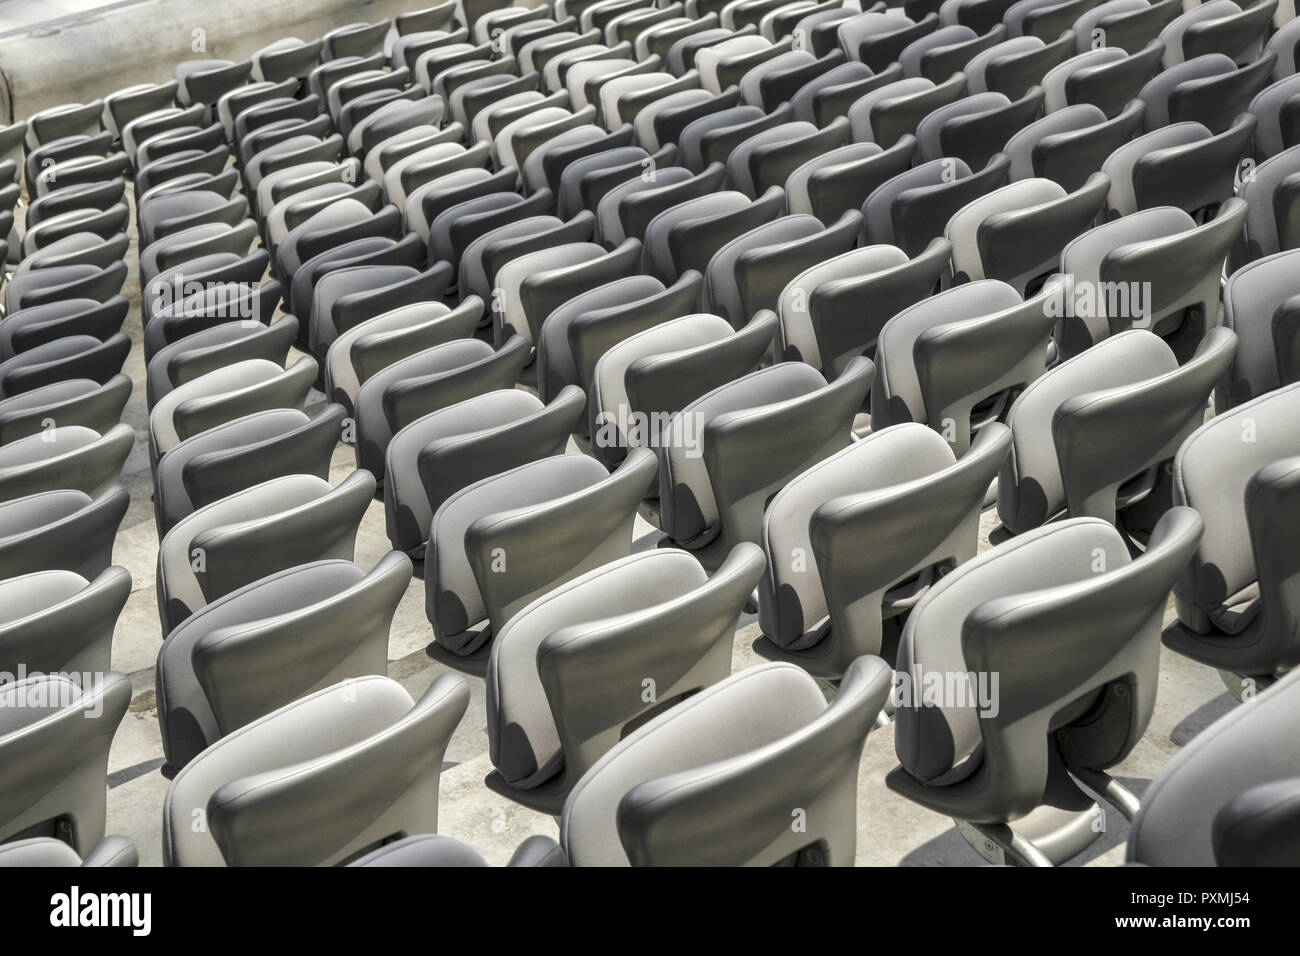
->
[561,656,892,865]
[353,336,531,490]
[1248,74,1300,163]
[1102,113,1253,217]
[1159,0,1273,67]
[1218,248,1300,410]
[11,230,127,278]
[325,298,484,415]
[647,87,744,154]
[564,274,709,436]
[898,24,978,77]
[459,213,596,306]
[24,102,102,151]
[310,53,388,104]
[103,80,178,141]
[307,263,453,360]
[859,155,969,249]
[788,60,878,127]
[944,175,1109,293]
[963,33,1071,99]
[658,358,874,567]
[1040,47,1129,113]
[153,404,346,535]
[913,88,1044,171]
[1231,145,1300,271]
[426,449,657,662]
[145,316,299,409]
[385,140,484,211]
[0,565,129,675]
[676,103,775,172]
[639,189,764,281]
[143,280,283,361]
[1056,201,1246,361]
[0,333,131,403]
[754,422,1010,679]
[1162,383,1300,693]
[132,118,227,174]
[252,171,365,244]
[0,487,128,581]
[495,240,643,349]
[17,200,127,256]
[273,195,396,281]
[0,297,129,362]
[485,543,764,812]
[120,105,204,166]
[0,374,131,445]
[775,238,950,377]
[872,280,1057,455]
[1127,666,1300,866]
[707,211,862,329]
[0,424,133,503]
[238,108,329,166]
[536,272,685,406]
[782,138,911,223]
[0,672,131,856]
[996,328,1237,536]
[350,97,445,158]
[1069,0,1175,55]
[147,357,317,469]
[1003,0,1093,40]
[217,77,299,140]
[849,74,968,147]
[386,378,581,554]
[174,59,254,111]
[427,190,546,269]
[156,470,375,634]
[156,552,413,773]
[589,310,776,469]
[1264,9,1300,77]
[286,234,423,328]
[162,674,469,866]
[3,261,127,314]
[138,189,250,248]
[1003,100,1144,191]
[0,835,137,868]
[1137,53,1234,128]
[695,34,777,92]
[588,156,691,244]
[135,146,232,200]
[887,507,1203,866]
[838,11,938,70]
[724,117,848,197]
[324,19,391,60]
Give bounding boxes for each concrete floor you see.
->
[17,181,1236,868]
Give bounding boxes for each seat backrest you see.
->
[1172,382,1300,652]
[562,656,891,866]
[703,358,874,557]
[466,448,657,639]
[1056,327,1236,522]
[1128,667,1300,865]
[659,361,829,544]
[1220,247,1300,408]
[872,278,1022,432]
[165,675,468,866]
[0,672,131,853]
[894,509,1201,821]
[997,329,1176,533]
[759,421,988,656]
[0,565,129,677]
